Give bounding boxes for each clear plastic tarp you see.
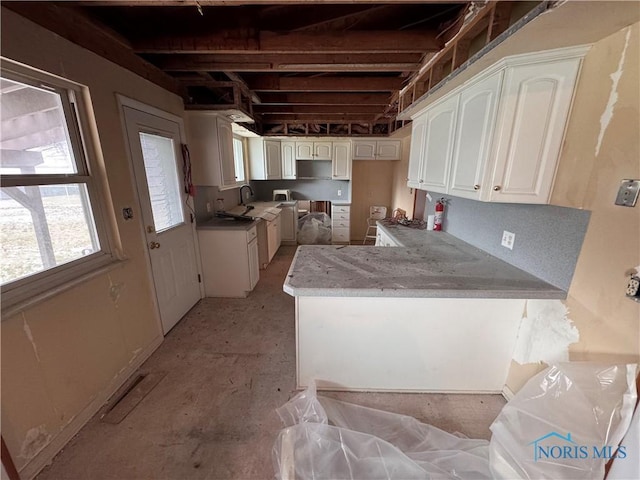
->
[297,212,332,245]
[272,363,637,480]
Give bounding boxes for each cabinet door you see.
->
[352,141,377,160]
[281,141,296,179]
[279,206,295,242]
[407,114,426,189]
[332,142,351,179]
[217,118,237,187]
[185,113,221,186]
[376,140,401,160]
[449,72,503,200]
[265,140,282,179]
[421,96,458,193]
[296,141,314,160]
[314,142,332,160]
[248,237,259,290]
[490,58,581,203]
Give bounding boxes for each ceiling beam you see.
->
[252,105,385,114]
[3,3,181,95]
[259,114,385,122]
[147,53,423,72]
[133,30,442,54]
[247,76,403,92]
[76,1,464,5]
[258,92,391,105]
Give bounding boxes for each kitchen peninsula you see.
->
[283,221,564,393]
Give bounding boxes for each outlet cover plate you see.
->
[615,179,640,207]
[501,230,515,250]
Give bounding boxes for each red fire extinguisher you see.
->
[434,198,445,231]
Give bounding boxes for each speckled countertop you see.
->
[283,221,565,299]
[196,217,259,231]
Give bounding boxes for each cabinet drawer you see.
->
[332,205,350,214]
[246,225,257,243]
[332,212,350,221]
[332,227,350,242]
[332,220,350,229]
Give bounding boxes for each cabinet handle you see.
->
[493,185,501,191]
[474,184,480,190]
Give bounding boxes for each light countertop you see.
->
[283,222,565,299]
[196,217,259,231]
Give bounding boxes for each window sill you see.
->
[1,257,129,319]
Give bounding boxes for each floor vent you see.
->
[100,371,166,424]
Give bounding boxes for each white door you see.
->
[421,95,458,193]
[352,140,377,160]
[295,141,314,160]
[122,105,201,334]
[265,140,282,179]
[407,115,426,189]
[449,72,503,200]
[332,142,351,179]
[281,141,296,179]
[313,142,332,160]
[376,140,401,160]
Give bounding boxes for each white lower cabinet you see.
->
[375,228,397,247]
[279,203,298,245]
[198,225,259,298]
[331,204,350,244]
[407,47,587,204]
[258,214,282,269]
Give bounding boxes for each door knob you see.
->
[149,241,161,249]
[493,185,501,191]
[473,184,480,190]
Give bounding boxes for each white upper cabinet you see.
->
[248,138,282,180]
[296,141,332,160]
[332,141,352,180]
[488,58,582,203]
[407,115,427,189]
[353,139,401,160]
[421,95,458,193]
[406,46,587,204]
[448,71,503,200]
[281,141,296,179]
[376,140,402,160]
[185,112,240,189]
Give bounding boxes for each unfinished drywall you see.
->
[506,21,640,392]
[351,160,395,241]
[390,134,416,219]
[0,8,183,478]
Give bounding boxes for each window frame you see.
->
[232,134,247,185]
[1,59,118,315]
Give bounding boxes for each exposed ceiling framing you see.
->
[4,1,536,136]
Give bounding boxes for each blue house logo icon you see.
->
[528,432,577,461]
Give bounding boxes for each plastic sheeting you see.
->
[272,363,638,480]
[490,363,637,480]
[297,213,332,245]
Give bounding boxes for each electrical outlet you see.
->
[501,230,515,250]
[337,189,342,197]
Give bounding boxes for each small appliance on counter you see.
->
[273,189,292,201]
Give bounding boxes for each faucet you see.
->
[239,184,254,206]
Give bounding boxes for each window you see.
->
[232,135,246,184]
[1,61,113,311]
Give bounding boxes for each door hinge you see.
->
[190,213,194,223]
[197,274,202,283]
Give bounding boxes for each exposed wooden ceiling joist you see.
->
[148,53,423,72]
[4,2,181,95]
[257,92,391,106]
[252,105,385,114]
[132,30,443,54]
[246,76,404,92]
[76,1,465,5]
[259,113,385,122]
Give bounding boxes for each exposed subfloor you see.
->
[37,245,506,480]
